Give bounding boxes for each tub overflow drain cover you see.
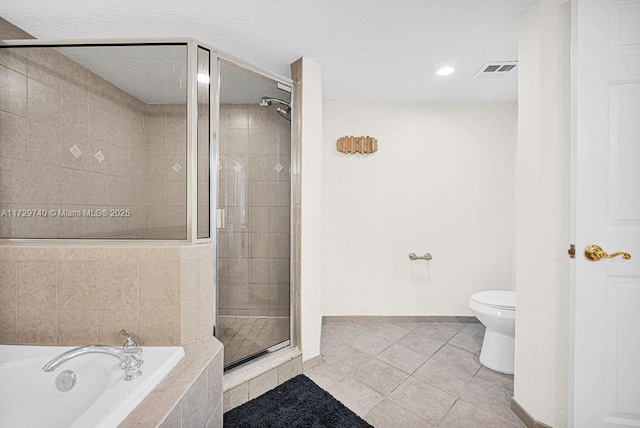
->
[55,370,77,392]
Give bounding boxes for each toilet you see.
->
[468,290,516,374]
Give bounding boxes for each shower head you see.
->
[259,96,291,108]
[277,107,292,121]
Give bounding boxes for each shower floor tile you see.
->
[218,316,289,366]
[303,321,525,428]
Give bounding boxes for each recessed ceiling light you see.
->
[197,73,210,84]
[436,66,455,77]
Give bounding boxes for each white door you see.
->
[572,0,640,426]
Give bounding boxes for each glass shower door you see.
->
[216,62,292,368]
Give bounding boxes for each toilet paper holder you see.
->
[409,252,432,261]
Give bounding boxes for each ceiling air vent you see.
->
[471,61,518,80]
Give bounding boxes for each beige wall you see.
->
[217,104,291,317]
[0,17,189,239]
[513,0,571,426]
[0,243,213,346]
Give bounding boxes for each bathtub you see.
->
[0,344,184,428]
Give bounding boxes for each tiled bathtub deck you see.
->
[304,321,524,428]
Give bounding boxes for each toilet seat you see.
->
[470,291,516,311]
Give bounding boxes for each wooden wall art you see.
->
[336,136,378,154]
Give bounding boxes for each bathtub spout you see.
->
[43,345,144,381]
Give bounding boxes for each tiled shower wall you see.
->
[0,26,189,239]
[0,243,214,346]
[143,103,188,239]
[217,104,291,317]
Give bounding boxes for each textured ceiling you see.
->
[0,0,535,102]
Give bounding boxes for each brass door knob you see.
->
[584,244,631,262]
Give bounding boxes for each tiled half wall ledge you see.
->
[0,243,214,347]
[223,350,303,413]
[120,335,224,428]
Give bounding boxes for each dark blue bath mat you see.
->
[223,374,372,428]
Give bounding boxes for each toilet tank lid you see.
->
[471,290,516,309]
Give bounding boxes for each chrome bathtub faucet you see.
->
[120,329,139,348]
[42,344,144,381]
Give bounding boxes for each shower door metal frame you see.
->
[214,57,295,369]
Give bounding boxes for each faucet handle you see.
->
[119,329,138,348]
[120,355,143,381]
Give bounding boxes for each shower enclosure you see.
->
[0,38,293,369]
[216,62,292,368]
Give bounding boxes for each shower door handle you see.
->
[216,209,226,229]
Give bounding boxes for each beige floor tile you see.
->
[321,343,372,373]
[438,322,467,332]
[311,321,520,427]
[367,323,412,341]
[365,399,434,428]
[397,330,447,357]
[413,359,474,396]
[353,358,408,395]
[168,321,520,427]
[377,343,429,374]
[448,329,484,354]
[350,331,393,355]
[440,400,519,428]
[413,323,460,341]
[460,323,485,337]
[320,329,350,350]
[391,322,427,331]
[320,322,366,350]
[323,321,367,337]
[388,376,456,425]
[432,344,481,375]
[475,366,514,391]
[324,375,384,417]
[459,377,525,427]
[303,361,347,389]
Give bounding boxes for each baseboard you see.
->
[511,398,553,428]
[302,355,321,371]
[322,315,479,323]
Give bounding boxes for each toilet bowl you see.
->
[467,290,516,374]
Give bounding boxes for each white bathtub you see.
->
[0,344,184,428]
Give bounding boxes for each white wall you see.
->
[322,102,517,315]
[299,58,324,360]
[513,0,570,426]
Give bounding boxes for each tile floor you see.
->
[218,316,290,365]
[304,321,524,427]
